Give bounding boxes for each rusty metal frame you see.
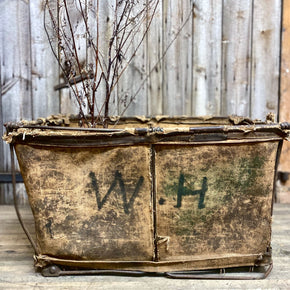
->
[40,264,273,279]
[5,121,290,135]
[5,122,290,149]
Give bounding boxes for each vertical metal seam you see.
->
[150,144,158,261]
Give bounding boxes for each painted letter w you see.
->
[88,170,144,214]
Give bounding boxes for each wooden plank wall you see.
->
[278,0,290,203]
[0,0,59,203]
[0,0,283,204]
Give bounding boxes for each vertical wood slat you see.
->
[251,0,282,122]
[118,2,148,116]
[147,0,163,116]
[55,0,283,120]
[0,0,32,123]
[86,0,107,117]
[162,0,193,116]
[99,0,118,116]
[0,3,5,175]
[277,0,290,203]
[0,0,280,121]
[0,0,32,205]
[221,0,252,117]
[59,0,87,116]
[30,1,59,119]
[279,0,290,132]
[192,0,223,116]
[58,0,80,116]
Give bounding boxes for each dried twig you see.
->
[45,0,159,127]
[45,0,192,128]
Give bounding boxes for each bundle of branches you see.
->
[44,0,159,127]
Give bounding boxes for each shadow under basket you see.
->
[4,115,290,279]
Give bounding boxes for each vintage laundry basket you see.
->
[4,115,290,278]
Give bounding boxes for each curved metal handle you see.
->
[10,144,39,255]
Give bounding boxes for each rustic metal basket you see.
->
[4,115,290,279]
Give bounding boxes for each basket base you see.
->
[41,264,273,279]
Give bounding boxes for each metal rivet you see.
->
[49,265,57,274]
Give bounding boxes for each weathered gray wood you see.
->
[192,0,223,116]
[222,0,253,117]
[0,0,32,205]
[100,1,118,116]
[162,0,194,116]
[0,20,4,175]
[180,1,194,116]
[251,0,282,121]
[278,0,290,203]
[58,0,88,116]
[0,0,32,123]
[118,1,148,116]
[0,183,27,205]
[147,0,163,116]
[86,0,108,117]
[29,1,59,119]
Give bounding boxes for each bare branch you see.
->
[116,2,195,122]
[44,0,88,124]
[110,0,159,93]
[45,0,189,128]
